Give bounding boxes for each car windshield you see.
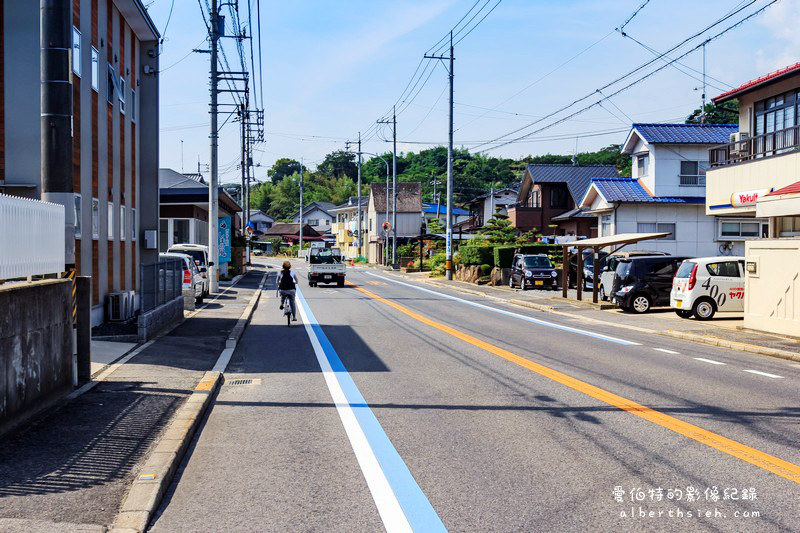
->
[615,261,632,281]
[524,256,552,268]
[179,250,206,266]
[310,249,341,264]
[675,261,696,278]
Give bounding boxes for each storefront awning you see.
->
[756,181,800,218]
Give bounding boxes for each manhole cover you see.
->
[226,378,262,386]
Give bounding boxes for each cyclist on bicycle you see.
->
[276,261,298,321]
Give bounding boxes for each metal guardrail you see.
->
[139,259,182,313]
[709,125,800,167]
[0,193,65,280]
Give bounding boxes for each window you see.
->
[173,219,190,244]
[72,27,81,77]
[648,260,675,276]
[131,89,136,122]
[779,216,800,237]
[74,195,82,239]
[600,214,613,236]
[107,64,116,104]
[637,222,675,240]
[550,187,568,208]
[719,219,769,240]
[307,219,319,226]
[107,202,114,239]
[92,198,99,239]
[679,160,708,186]
[637,154,649,177]
[91,47,99,91]
[120,205,126,240]
[119,77,126,114]
[131,208,137,240]
[707,261,741,277]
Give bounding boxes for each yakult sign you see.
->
[730,188,772,208]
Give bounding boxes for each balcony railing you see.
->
[709,125,800,167]
[679,174,706,186]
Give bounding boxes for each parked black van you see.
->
[509,254,559,290]
[611,255,690,313]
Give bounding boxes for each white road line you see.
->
[693,357,727,366]
[365,272,640,346]
[654,348,680,354]
[743,369,784,379]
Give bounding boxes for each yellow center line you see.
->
[349,281,800,485]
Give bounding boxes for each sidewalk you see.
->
[0,267,266,533]
[366,267,800,362]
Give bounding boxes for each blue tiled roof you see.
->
[632,123,737,144]
[422,203,468,215]
[592,178,706,203]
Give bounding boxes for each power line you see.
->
[616,0,650,33]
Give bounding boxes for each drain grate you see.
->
[226,378,261,386]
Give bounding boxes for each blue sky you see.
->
[146,0,799,184]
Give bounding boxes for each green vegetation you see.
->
[685,101,739,125]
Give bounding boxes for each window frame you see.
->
[119,76,126,114]
[72,27,81,77]
[549,187,569,209]
[130,88,137,122]
[718,218,769,240]
[636,222,675,241]
[107,64,116,104]
[636,153,649,177]
[92,198,100,239]
[91,47,100,91]
[131,208,137,240]
[107,202,114,240]
[120,205,126,241]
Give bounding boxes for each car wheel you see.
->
[631,293,652,313]
[337,280,344,288]
[692,298,716,320]
[520,278,527,291]
[509,276,515,289]
[675,310,693,319]
[599,285,606,301]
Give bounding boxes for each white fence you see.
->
[0,193,65,280]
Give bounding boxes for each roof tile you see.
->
[632,123,737,144]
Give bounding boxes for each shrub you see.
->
[459,246,494,265]
[480,263,492,276]
[430,253,446,268]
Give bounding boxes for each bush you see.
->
[459,246,494,265]
[480,263,492,276]
[430,253,446,268]
[397,243,414,258]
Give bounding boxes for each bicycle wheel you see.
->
[286,309,291,326]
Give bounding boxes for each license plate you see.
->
[535,280,543,286]
[675,300,682,308]
[324,275,332,280]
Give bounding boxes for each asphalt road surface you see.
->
[150,260,800,532]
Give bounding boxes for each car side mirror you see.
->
[208,261,215,267]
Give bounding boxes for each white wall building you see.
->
[582,123,738,257]
[292,202,335,234]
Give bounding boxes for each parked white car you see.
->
[671,256,746,320]
[160,252,204,308]
[168,244,211,296]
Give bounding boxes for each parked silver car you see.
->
[159,252,204,308]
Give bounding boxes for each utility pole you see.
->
[299,159,304,256]
[377,108,398,266]
[701,41,707,124]
[490,183,495,218]
[239,103,247,258]
[208,0,220,292]
[357,132,362,258]
[425,31,454,279]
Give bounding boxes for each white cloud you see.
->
[755,0,800,71]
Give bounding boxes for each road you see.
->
[149,260,800,532]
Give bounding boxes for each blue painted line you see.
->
[296,289,446,532]
[709,203,734,210]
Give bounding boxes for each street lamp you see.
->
[360,152,390,265]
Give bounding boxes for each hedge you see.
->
[493,244,563,268]
[459,245,495,265]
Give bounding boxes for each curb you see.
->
[110,272,268,533]
[415,276,800,364]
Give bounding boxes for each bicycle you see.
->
[280,294,292,326]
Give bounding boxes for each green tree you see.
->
[317,150,357,179]
[479,212,516,244]
[686,101,739,125]
[269,158,305,182]
[267,172,301,220]
[427,217,445,234]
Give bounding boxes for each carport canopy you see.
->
[561,232,671,302]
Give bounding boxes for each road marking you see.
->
[295,288,445,533]
[743,369,784,379]
[654,348,680,354]
[694,357,727,366]
[351,282,800,485]
[364,272,640,346]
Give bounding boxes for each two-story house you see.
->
[249,211,274,234]
[366,182,422,264]
[464,187,517,230]
[706,62,800,336]
[329,196,367,259]
[510,164,619,237]
[291,201,335,234]
[581,124,737,256]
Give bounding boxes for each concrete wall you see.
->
[744,239,800,336]
[0,280,73,435]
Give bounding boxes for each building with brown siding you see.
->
[0,1,160,325]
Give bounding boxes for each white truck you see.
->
[308,247,346,287]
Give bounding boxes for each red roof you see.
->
[714,62,800,103]
[766,180,800,196]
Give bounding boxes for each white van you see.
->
[670,256,746,320]
[168,244,211,296]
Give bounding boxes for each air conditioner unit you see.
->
[107,292,131,322]
[729,132,749,154]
